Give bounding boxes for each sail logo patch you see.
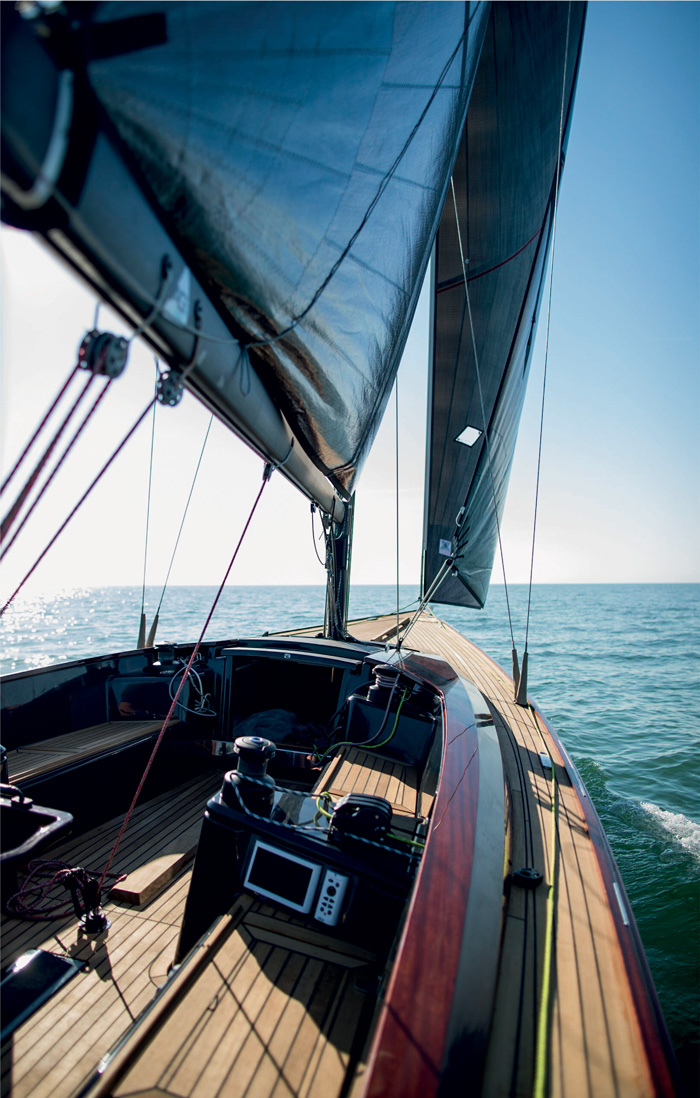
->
[439,539,452,557]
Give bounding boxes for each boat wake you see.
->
[640,802,700,862]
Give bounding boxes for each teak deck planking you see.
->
[6,721,180,785]
[84,750,422,1098]
[348,611,657,1098]
[1,774,221,1098]
[318,747,418,818]
[92,903,373,1098]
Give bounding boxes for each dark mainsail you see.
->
[83,1,490,496]
[2,1,492,510]
[422,2,586,608]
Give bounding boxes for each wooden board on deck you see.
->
[110,819,203,906]
[90,902,372,1098]
[317,746,418,818]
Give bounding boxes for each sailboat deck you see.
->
[345,611,655,1098]
[1,748,420,1098]
[85,898,374,1098]
[1,615,661,1098]
[1,773,221,1098]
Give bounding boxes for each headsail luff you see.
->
[422,2,587,609]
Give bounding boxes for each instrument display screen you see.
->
[243,840,322,913]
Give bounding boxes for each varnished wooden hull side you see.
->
[362,654,500,1098]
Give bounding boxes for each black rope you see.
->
[310,503,325,567]
[5,859,124,922]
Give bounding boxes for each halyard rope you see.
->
[98,461,275,889]
[0,377,113,561]
[138,364,159,644]
[0,365,80,496]
[0,399,156,616]
[1,372,98,543]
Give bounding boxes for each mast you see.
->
[324,496,355,641]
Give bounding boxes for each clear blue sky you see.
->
[1,1,698,598]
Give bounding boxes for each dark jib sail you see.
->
[423,3,586,608]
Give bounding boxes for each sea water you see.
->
[2,582,698,1090]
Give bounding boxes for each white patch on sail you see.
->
[456,425,482,447]
[163,267,192,326]
[439,539,452,557]
[640,802,700,860]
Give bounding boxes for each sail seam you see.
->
[245,24,472,351]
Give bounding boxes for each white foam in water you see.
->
[640,802,700,860]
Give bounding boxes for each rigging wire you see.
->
[399,554,452,647]
[525,3,572,655]
[448,177,516,652]
[152,413,214,624]
[98,460,275,890]
[0,398,157,616]
[138,363,159,645]
[395,376,400,642]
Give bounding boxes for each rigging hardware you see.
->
[156,299,202,406]
[77,330,128,378]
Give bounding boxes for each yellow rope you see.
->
[315,792,334,819]
[533,774,559,1098]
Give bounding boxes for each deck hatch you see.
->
[0,950,84,1041]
